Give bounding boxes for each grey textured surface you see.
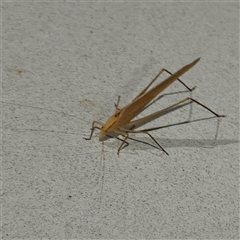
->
[2,2,239,239]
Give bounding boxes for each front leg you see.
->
[84,121,104,140]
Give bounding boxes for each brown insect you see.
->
[85,58,225,155]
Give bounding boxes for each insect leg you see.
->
[126,96,225,131]
[134,66,196,101]
[84,121,104,140]
[117,133,129,155]
[186,97,225,117]
[162,69,196,92]
[116,136,129,152]
[134,68,165,100]
[111,129,130,155]
[119,128,169,155]
[125,98,193,130]
[144,131,169,155]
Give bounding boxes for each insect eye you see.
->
[115,112,120,117]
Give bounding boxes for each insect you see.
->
[85,58,225,155]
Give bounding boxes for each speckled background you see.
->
[2,2,239,239]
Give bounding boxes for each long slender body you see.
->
[99,58,200,139]
[85,57,224,155]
